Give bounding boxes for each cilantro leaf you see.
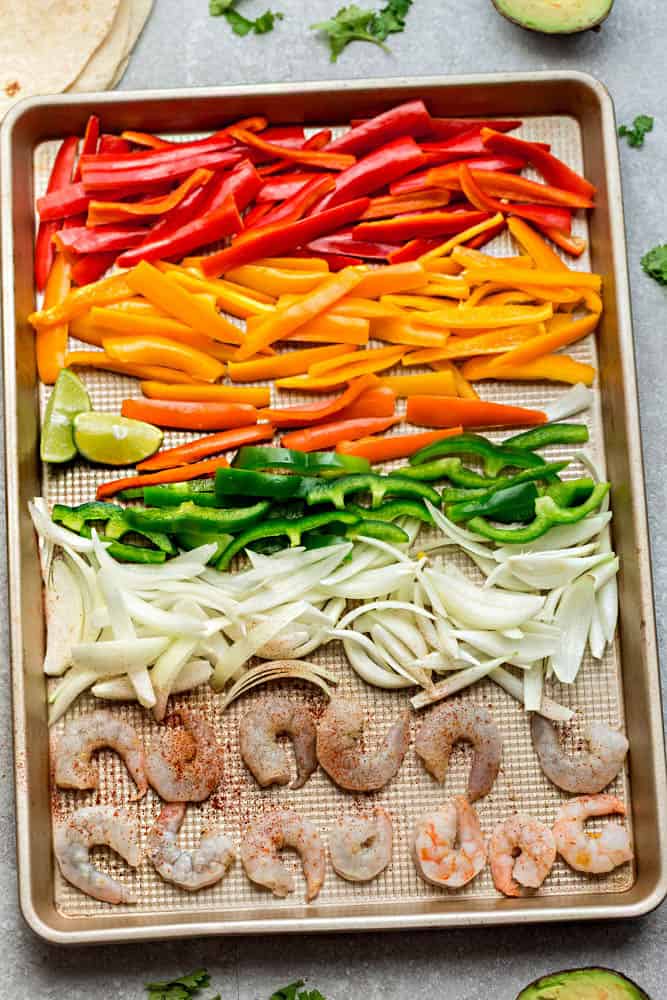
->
[210,0,283,35]
[312,0,412,61]
[269,983,327,1000]
[209,0,235,13]
[641,244,667,285]
[618,114,654,148]
[145,970,215,1000]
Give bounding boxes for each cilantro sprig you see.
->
[270,981,327,1000]
[210,0,283,36]
[145,969,220,1000]
[618,114,654,149]
[311,0,413,61]
[641,245,667,286]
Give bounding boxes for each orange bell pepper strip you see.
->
[256,257,330,272]
[126,261,243,346]
[36,254,71,384]
[308,345,405,378]
[380,294,448,312]
[328,297,404,319]
[461,352,596,386]
[283,313,370,346]
[402,326,540,364]
[380,371,457,397]
[158,261,276,305]
[336,426,465,463]
[466,170,594,209]
[360,190,452,220]
[419,213,505,266]
[76,309,236,363]
[480,127,596,200]
[121,398,258,431]
[281,415,400,453]
[102,335,226,383]
[228,344,350,383]
[225,265,327,297]
[370,317,450,348]
[139,381,270,406]
[29,272,133,330]
[64,351,200,384]
[333,386,396,420]
[418,302,554,331]
[412,276,470,299]
[420,258,463,275]
[506,216,569,271]
[86,168,213,225]
[260,374,379,427]
[451,246,535,271]
[96,455,231,500]
[539,226,587,258]
[483,311,601,373]
[460,264,600,291]
[407,395,547,429]
[482,290,536,306]
[67,315,105,348]
[136,423,274,472]
[236,268,363,361]
[351,262,428,299]
[226,126,355,171]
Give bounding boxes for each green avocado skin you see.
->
[492,0,614,35]
[516,967,650,1000]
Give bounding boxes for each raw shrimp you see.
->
[54,710,147,800]
[316,697,410,792]
[553,794,633,874]
[329,807,393,882]
[489,813,556,897]
[146,709,222,802]
[415,700,503,801]
[148,803,235,892]
[240,809,325,901]
[239,698,317,789]
[531,715,629,794]
[54,805,140,904]
[413,796,487,889]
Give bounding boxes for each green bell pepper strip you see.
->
[233,445,370,477]
[77,525,167,564]
[304,473,440,510]
[543,477,595,508]
[448,482,539,524]
[346,520,409,544]
[439,461,569,503]
[175,529,232,563]
[125,499,271,536]
[347,499,433,524]
[504,422,590,451]
[467,482,610,544]
[215,510,361,570]
[409,432,547,477]
[215,467,308,502]
[117,479,216,502]
[52,502,176,554]
[142,482,216,507]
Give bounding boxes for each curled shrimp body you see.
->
[329,807,393,882]
[148,804,235,892]
[54,805,140,904]
[241,809,325,901]
[489,813,556,897]
[413,796,487,889]
[316,697,410,792]
[54,710,147,800]
[239,698,317,790]
[553,794,633,874]
[415,700,503,801]
[146,709,222,802]
[531,715,629,795]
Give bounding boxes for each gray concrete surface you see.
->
[2,1,667,997]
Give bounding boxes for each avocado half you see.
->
[492,0,614,34]
[516,967,650,1000]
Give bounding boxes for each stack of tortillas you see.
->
[0,0,153,122]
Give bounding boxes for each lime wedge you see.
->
[73,412,163,466]
[41,369,92,463]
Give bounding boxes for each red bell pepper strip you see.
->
[261,374,380,427]
[294,250,364,271]
[361,189,452,219]
[466,218,506,249]
[281,415,400,452]
[406,395,547,429]
[388,239,440,263]
[258,172,326,202]
[34,136,78,290]
[353,209,489,242]
[306,228,397,261]
[37,182,91,222]
[97,456,230,500]
[468,170,594,209]
[80,150,242,193]
[122,122,265,150]
[136,423,274,472]
[336,426,465,461]
[256,126,305,142]
[534,224,587,257]
[390,156,526,196]
[480,128,596,199]
[205,159,262,213]
[425,118,521,140]
[137,177,215,248]
[55,223,148,257]
[72,115,100,182]
[84,133,235,170]
[258,175,336,227]
[226,127,354,171]
[121,398,258,431]
[243,202,275,228]
[458,164,572,232]
[420,128,549,168]
[98,135,131,154]
[326,101,432,156]
[314,137,425,213]
[200,198,370,276]
[70,253,116,286]
[116,196,243,268]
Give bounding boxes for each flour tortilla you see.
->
[0,0,120,120]
[110,0,154,89]
[69,0,131,93]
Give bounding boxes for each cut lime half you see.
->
[40,369,92,463]
[73,412,163,466]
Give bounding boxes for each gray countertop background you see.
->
[2,1,666,997]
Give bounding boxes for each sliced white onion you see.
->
[411,657,506,709]
[211,601,308,690]
[544,383,593,421]
[342,636,413,689]
[549,575,596,683]
[523,661,544,712]
[489,665,574,722]
[93,659,212,701]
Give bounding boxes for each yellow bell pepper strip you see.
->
[235,268,363,361]
[256,257,330,272]
[140,381,270,406]
[328,297,404,319]
[352,262,427,298]
[83,310,237,363]
[370,317,450,348]
[126,261,243,346]
[483,311,601,374]
[401,325,540,365]
[282,314,370,346]
[461,352,596,386]
[29,272,134,330]
[461,265,601,291]
[407,394,547,429]
[336,426,465,462]
[380,294,450,312]
[463,281,508,307]
[412,276,470,299]
[420,258,463,275]
[419,213,505,266]
[64,351,201,384]
[450,363,480,400]
[67,316,106,348]
[226,126,356,171]
[228,344,351,383]
[36,253,71,384]
[417,302,554,331]
[506,216,569,271]
[380,371,457,397]
[450,246,536,271]
[102,335,226,383]
[261,375,380,427]
[225,265,328,297]
[87,304,202,339]
[159,267,276,317]
[86,168,213,225]
[276,350,406,391]
[308,345,405,378]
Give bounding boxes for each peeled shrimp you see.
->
[316,697,410,792]
[413,796,487,889]
[148,803,235,892]
[553,794,633,874]
[239,698,317,790]
[415,700,503,801]
[146,709,222,802]
[489,813,556,897]
[531,715,629,794]
[54,710,147,800]
[241,808,325,901]
[54,805,140,904]
[329,807,393,882]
